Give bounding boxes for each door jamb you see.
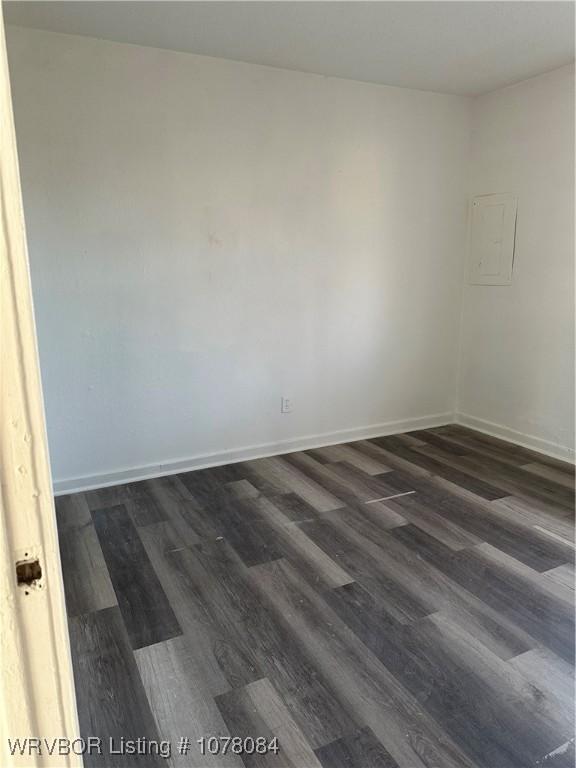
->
[0,8,81,766]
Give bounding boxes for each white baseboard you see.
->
[53,411,454,495]
[455,412,575,464]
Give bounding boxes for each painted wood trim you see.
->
[0,8,81,766]
[455,412,575,464]
[53,412,455,495]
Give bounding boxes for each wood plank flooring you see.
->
[55,425,575,768]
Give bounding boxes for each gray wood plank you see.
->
[216,678,323,768]
[92,505,182,649]
[135,635,244,767]
[59,522,117,617]
[285,452,388,505]
[244,456,344,512]
[250,558,477,768]
[137,521,235,697]
[57,425,574,768]
[543,563,575,592]
[388,479,573,571]
[395,526,575,664]
[165,535,355,749]
[492,495,574,545]
[55,492,92,532]
[315,727,400,768]
[522,463,576,490]
[178,470,284,566]
[301,515,432,624]
[372,436,508,500]
[247,495,353,588]
[415,441,574,510]
[352,439,433,479]
[69,606,162,767]
[261,492,320,523]
[433,426,575,475]
[322,517,534,661]
[84,481,149,511]
[509,647,575,735]
[381,491,481,550]
[309,443,392,475]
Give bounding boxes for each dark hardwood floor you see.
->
[55,425,575,768]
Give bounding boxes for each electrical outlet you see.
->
[281,397,293,414]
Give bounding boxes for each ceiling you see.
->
[4,1,575,96]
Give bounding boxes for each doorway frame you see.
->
[0,7,81,766]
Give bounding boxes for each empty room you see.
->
[0,2,574,767]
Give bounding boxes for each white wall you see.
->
[6,26,471,490]
[458,64,575,460]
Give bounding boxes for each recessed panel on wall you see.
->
[468,193,518,285]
